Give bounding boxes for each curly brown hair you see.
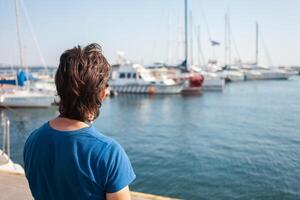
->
[55,43,110,122]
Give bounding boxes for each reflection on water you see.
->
[1,77,300,199]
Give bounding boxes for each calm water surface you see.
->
[1,77,300,200]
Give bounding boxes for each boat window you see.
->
[127,73,131,78]
[119,73,125,78]
[133,73,136,78]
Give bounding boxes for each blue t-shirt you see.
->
[23,122,136,200]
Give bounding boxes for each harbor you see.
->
[1,76,300,199]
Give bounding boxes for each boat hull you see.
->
[110,83,183,94]
[0,90,54,108]
[181,87,202,95]
[244,69,294,80]
[203,79,225,91]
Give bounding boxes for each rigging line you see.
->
[189,10,194,65]
[260,30,273,66]
[227,13,231,65]
[224,13,227,66]
[19,0,48,73]
[195,25,206,66]
[225,7,241,65]
[150,7,167,63]
[167,14,171,64]
[231,30,241,62]
[198,0,212,41]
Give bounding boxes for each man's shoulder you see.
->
[25,122,48,145]
[85,127,125,157]
[85,126,116,146]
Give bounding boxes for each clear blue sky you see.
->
[0,0,299,66]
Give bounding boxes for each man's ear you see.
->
[99,90,106,101]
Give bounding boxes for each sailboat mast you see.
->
[184,0,188,71]
[14,0,24,69]
[228,13,231,66]
[255,22,258,65]
[224,13,227,66]
[196,25,206,67]
[189,10,193,66]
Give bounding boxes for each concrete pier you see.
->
[0,172,179,200]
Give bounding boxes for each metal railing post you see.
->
[6,119,10,158]
[2,116,6,155]
[1,113,10,157]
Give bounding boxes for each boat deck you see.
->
[0,172,178,200]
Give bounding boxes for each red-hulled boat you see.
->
[181,74,204,95]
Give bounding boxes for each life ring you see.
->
[0,77,5,88]
[148,85,155,94]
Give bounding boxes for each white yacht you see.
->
[110,63,184,94]
[190,66,225,91]
[216,69,245,82]
[0,87,54,108]
[32,78,56,93]
[243,66,295,80]
[202,73,226,91]
[291,66,300,75]
[241,23,296,81]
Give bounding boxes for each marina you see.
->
[1,76,300,199]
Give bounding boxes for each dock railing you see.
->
[1,112,10,158]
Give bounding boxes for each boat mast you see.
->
[224,13,227,67]
[196,25,206,67]
[224,10,231,67]
[228,13,231,66]
[14,0,24,69]
[196,26,201,66]
[255,22,258,65]
[189,10,193,66]
[184,0,188,71]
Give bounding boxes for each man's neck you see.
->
[49,117,90,132]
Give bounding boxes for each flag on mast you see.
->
[210,40,220,46]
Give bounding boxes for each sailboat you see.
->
[217,11,245,82]
[0,0,54,108]
[172,0,207,94]
[243,23,295,80]
[183,0,225,91]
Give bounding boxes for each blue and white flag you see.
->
[210,40,220,46]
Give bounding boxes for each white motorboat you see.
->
[0,88,54,108]
[243,68,295,80]
[203,77,225,91]
[32,79,56,93]
[291,66,300,75]
[216,70,245,82]
[110,63,184,94]
[201,72,225,91]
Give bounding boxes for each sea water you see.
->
[1,77,300,199]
